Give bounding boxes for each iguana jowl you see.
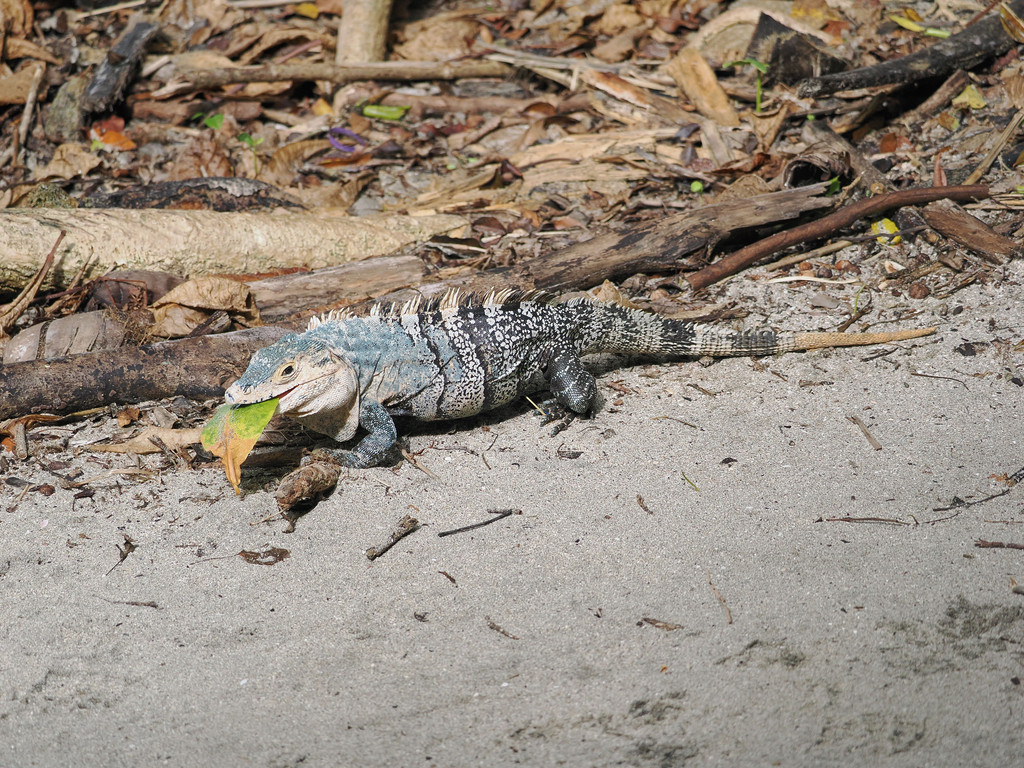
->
[225,289,934,468]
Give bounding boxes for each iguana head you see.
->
[225,334,361,442]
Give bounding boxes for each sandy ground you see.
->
[2,263,1023,767]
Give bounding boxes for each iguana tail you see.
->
[578,300,936,357]
[792,327,936,351]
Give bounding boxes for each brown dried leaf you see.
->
[238,27,333,65]
[0,65,41,106]
[238,547,290,565]
[33,143,102,181]
[259,138,332,187]
[116,407,142,427]
[90,426,203,454]
[5,37,59,64]
[585,280,640,308]
[150,276,260,337]
[393,15,479,61]
[165,134,232,181]
[0,0,34,36]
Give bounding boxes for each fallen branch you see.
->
[0,326,287,419]
[803,121,1017,264]
[685,185,990,291]
[454,183,838,295]
[798,1,1023,97]
[0,209,465,292]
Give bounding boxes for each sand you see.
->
[3,263,1022,767]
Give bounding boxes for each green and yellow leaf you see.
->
[201,399,279,494]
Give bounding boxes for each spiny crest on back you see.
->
[306,287,559,331]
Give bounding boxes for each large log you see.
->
[0,327,287,419]
[0,209,466,292]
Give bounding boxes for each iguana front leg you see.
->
[305,400,398,468]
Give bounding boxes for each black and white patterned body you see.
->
[226,289,929,467]
[303,293,786,421]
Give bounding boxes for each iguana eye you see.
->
[277,362,297,379]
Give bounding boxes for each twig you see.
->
[706,570,733,624]
[847,415,882,451]
[642,617,683,631]
[975,539,1024,550]
[965,107,1024,184]
[933,465,1024,513]
[184,60,511,90]
[399,446,436,478]
[15,64,45,165]
[485,616,519,639]
[365,514,420,560]
[0,230,64,330]
[685,185,989,291]
[98,597,159,609]
[911,371,969,389]
[826,516,911,525]
[105,535,137,576]
[75,0,148,17]
[437,508,518,538]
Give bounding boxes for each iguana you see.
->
[225,289,935,468]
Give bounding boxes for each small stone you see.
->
[908,282,930,299]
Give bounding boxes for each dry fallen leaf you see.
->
[150,275,260,337]
[33,142,102,181]
[90,426,203,454]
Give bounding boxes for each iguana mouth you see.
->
[277,383,302,403]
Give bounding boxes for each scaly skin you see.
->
[225,289,935,467]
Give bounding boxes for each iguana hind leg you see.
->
[546,347,597,414]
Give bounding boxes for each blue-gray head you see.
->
[225,334,361,442]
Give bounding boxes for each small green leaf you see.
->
[724,57,767,73]
[690,180,704,194]
[238,132,264,149]
[203,113,225,130]
[826,176,841,195]
[361,104,409,120]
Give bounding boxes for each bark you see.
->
[686,185,990,291]
[183,60,511,90]
[0,209,466,292]
[336,0,393,64]
[0,327,288,419]
[249,254,426,323]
